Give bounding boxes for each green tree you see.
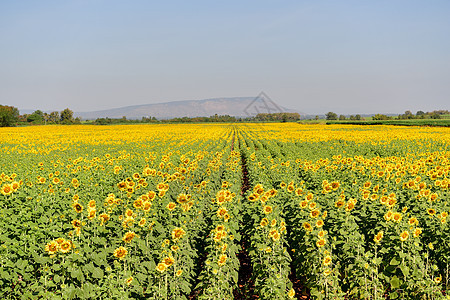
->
[0,105,20,127]
[27,110,44,123]
[325,112,338,120]
[339,115,346,120]
[355,114,361,120]
[48,111,60,123]
[60,108,74,124]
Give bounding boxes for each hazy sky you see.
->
[1,1,449,115]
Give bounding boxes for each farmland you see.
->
[1,123,450,299]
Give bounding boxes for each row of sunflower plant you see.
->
[244,124,449,300]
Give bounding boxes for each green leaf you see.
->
[400,265,409,277]
[91,267,104,279]
[390,275,401,289]
[390,257,400,266]
[389,291,399,299]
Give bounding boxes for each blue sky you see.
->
[1,0,449,114]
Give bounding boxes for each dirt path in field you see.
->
[233,139,258,300]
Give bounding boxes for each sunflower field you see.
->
[0,123,449,300]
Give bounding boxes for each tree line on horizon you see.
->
[0,104,448,127]
[325,110,448,121]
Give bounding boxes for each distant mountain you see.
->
[74,97,304,120]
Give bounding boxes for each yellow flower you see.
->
[288,288,295,299]
[172,227,186,241]
[113,246,128,260]
[316,238,326,248]
[323,255,332,266]
[263,205,273,214]
[303,222,312,231]
[413,228,422,238]
[45,240,59,255]
[122,231,136,243]
[60,240,72,253]
[408,217,418,226]
[125,276,133,286]
[260,218,269,227]
[392,212,402,223]
[218,254,227,266]
[167,202,176,211]
[72,202,83,213]
[316,219,324,228]
[156,262,166,273]
[399,231,409,242]
[373,231,384,244]
[310,209,320,219]
[163,256,175,267]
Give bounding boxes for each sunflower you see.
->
[163,256,175,267]
[133,199,143,209]
[122,231,136,243]
[299,200,308,209]
[176,270,183,277]
[72,203,83,213]
[45,240,59,255]
[335,200,345,208]
[331,181,340,190]
[345,201,355,212]
[260,218,269,227]
[218,254,227,266]
[373,231,383,243]
[295,188,303,196]
[427,208,436,216]
[156,262,167,273]
[253,184,264,195]
[392,212,402,223]
[113,246,128,260]
[172,227,186,241]
[399,231,409,242]
[263,205,273,214]
[71,219,82,228]
[270,219,277,227]
[125,276,133,286]
[288,288,295,299]
[217,207,228,218]
[310,209,320,219]
[215,224,225,232]
[287,184,295,193]
[125,209,134,218]
[318,230,327,239]
[303,222,312,231]
[323,255,332,266]
[316,238,326,248]
[99,213,110,225]
[408,217,418,226]
[60,240,72,253]
[247,193,258,202]
[413,228,422,238]
[167,202,176,211]
[138,218,146,227]
[88,200,96,208]
[177,193,189,204]
[1,184,13,196]
[87,209,96,220]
